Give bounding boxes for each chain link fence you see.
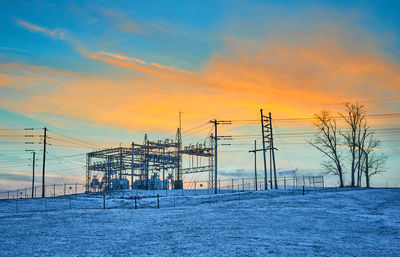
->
[0,183,86,200]
[0,175,332,214]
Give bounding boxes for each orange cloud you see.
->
[92,51,195,76]
[2,28,400,133]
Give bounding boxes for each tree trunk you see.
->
[339,172,344,187]
[351,150,355,186]
[365,154,370,188]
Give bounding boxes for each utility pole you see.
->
[210,119,231,194]
[119,147,123,181]
[32,151,35,198]
[162,145,165,190]
[248,140,259,191]
[260,109,268,190]
[131,142,135,189]
[144,134,149,190]
[42,127,47,198]
[212,119,217,194]
[269,112,278,189]
[26,150,36,198]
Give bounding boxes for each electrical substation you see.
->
[85,109,278,193]
[86,128,215,192]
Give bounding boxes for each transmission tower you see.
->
[260,110,278,189]
[175,127,183,189]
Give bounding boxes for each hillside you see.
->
[0,188,399,256]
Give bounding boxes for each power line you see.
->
[228,112,400,123]
[48,130,102,148]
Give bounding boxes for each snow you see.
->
[0,188,399,256]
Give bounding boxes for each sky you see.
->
[0,0,400,191]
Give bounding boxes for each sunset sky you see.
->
[1,0,399,191]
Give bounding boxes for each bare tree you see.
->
[355,117,371,186]
[309,111,345,187]
[366,152,387,186]
[339,102,366,187]
[361,134,386,187]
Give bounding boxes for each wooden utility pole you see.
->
[26,150,36,198]
[211,119,218,194]
[249,140,261,191]
[31,151,35,198]
[210,119,231,194]
[254,140,257,191]
[42,127,47,198]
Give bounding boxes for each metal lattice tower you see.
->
[260,110,278,189]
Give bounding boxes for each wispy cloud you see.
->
[16,19,193,77]
[95,51,193,74]
[0,46,29,54]
[18,19,66,39]
[100,8,142,34]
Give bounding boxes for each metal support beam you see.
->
[260,109,268,190]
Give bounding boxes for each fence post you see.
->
[75,183,78,194]
[322,176,325,188]
[157,194,159,209]
[302,185,305,196]
[64,184,66,196]
[134,196,137,210]
[284,176,286,189]
[103,194,105,210]
[53,184,56,197]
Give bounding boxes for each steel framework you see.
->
[86,133,214,192]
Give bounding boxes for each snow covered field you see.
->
[0,188,399,256]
